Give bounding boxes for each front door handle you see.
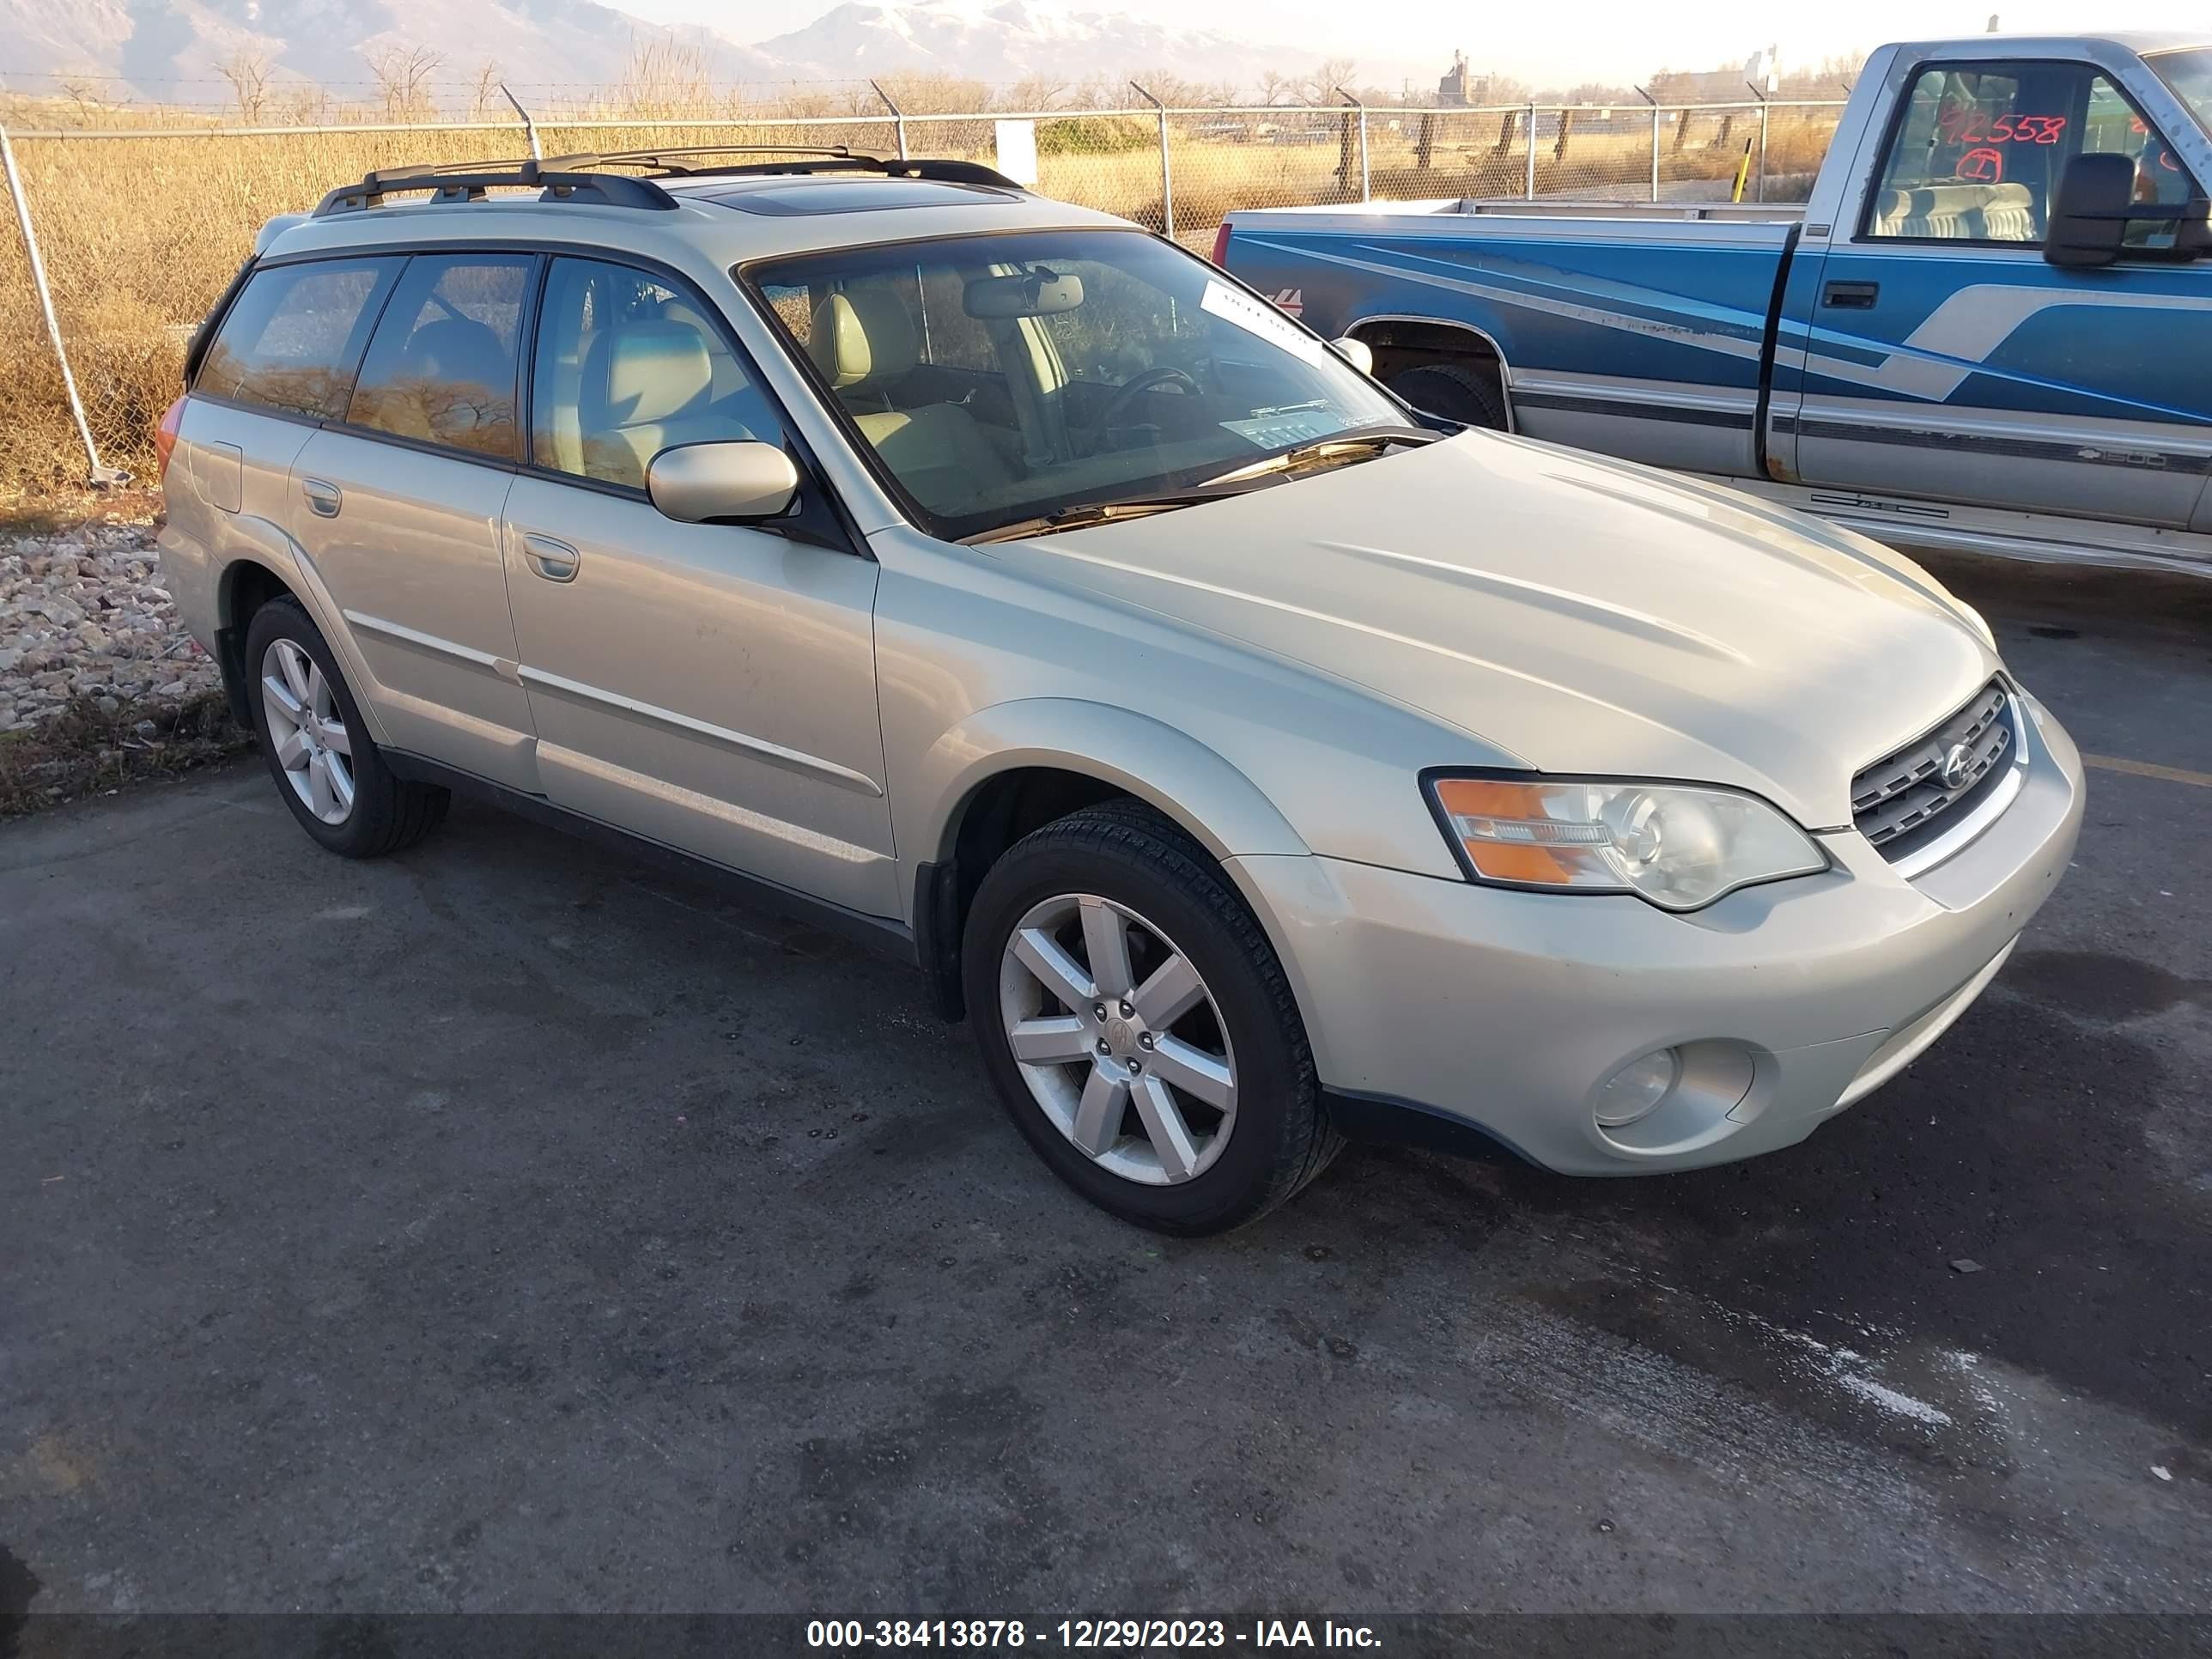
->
[1822,280,1881,309]
[520,532,580,583]
[301,478,342,518]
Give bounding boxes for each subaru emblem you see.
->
[1940,742,1973,790]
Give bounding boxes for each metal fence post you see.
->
[2,125,124,486]
[1335,88,1370,201]
[872,81,907,161]
[1636,87,1658,202]
[1747,82,1770,203]
[1525,102,1538,198]
[1132,82,1171,239]
[501,85,541,160]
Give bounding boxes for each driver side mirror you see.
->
[2046,153,2135,268]
[1329,336,1375,376]
[2045,152,2212,268]
[647,441,800,524]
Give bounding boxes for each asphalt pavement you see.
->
[2,552,2208,1623]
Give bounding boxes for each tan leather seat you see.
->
[808,285,1018,513]
[578,320,748,488]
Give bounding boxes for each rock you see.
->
[0,647,20,673]
[1949,1257,1983,1274]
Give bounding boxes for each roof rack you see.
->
[313,155,678,217]
[310,147,1024,219]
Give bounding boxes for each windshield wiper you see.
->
[961,490,1228,545]
[1200,424,1437,489]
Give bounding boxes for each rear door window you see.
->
[195,258,399,420]
[345,254,535,460]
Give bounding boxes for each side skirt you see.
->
[1698,474,2212,579]
[382,750,919,967]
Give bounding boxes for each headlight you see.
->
[1425,775,1828,911]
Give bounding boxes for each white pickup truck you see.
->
[1219,33,2212,574]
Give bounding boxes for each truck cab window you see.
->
[1869,61,2201,247]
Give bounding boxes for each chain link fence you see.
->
[0,97,1844,495]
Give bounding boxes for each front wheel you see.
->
[962,802,1340,1234]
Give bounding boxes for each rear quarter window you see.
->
[195,258,400,420]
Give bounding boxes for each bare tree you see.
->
[366,45,445,123]
[217,50,275,122]
[57,77,110,125]
[1295,58,1357,105]
[467,58,502,123]
[617,38,715,118]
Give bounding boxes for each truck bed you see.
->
[1222,200,1800,479]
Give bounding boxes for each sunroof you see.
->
[705,179,1018,216]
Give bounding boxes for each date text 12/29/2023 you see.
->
[805,1620,1383,1649]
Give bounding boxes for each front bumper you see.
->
[1233,693,2084,1176]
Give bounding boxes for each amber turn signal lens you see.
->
[1431,777,1583,884]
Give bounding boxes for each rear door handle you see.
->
[301,478,342,518]
[1822,280,1881,309]
[520,532,580,583]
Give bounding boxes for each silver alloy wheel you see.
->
[998,892,1237,1186]
[260,638,356,826]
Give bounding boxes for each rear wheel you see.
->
[963,802,1340,1234]
[244,597,447,858]
[1387,361,1509,430]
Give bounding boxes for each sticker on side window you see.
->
[1200,280,1325,362]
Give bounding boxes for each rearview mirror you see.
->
[1329,336,1375,375]
[647,441,800,524]
[964,270,1085,318]
[2045,153,2134,268]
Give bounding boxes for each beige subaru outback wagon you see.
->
[157,149,2084,1232]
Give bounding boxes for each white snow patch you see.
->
[1837,1373,1954,1427]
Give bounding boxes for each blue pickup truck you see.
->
[1219,33,2212,574]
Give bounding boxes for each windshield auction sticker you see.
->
[1200,279,1328,362]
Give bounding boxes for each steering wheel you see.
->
[1088,365,1203,437]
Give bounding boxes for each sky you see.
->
[612,0,2209,86]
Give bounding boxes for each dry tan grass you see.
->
[0,103,1834,496]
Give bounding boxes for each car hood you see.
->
[1000,433,1998,830]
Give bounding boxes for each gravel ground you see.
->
[0,510,243,817]
[0,514,222,736]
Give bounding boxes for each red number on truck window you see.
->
[1959,146,2006,182]
[1936,108,2067,145]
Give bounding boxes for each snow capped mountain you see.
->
[749,0,1309,86]
[0,0,1369,104]
[0,0,774,104]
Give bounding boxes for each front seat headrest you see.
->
[808,285,921,392]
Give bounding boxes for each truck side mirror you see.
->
[2045,153,2136,268]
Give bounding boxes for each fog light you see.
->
[1595,1049,1680,1128]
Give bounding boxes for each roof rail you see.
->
[588,147,1025,189]
[309,148,1024,219]
[312,155,678,217]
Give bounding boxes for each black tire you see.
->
[962,800,1341,1235]
[242,596,448,858]
[1387,361,1509,430]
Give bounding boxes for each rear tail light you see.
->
[1210,222,1231,267]
[155,394,185,482]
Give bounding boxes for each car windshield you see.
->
[2148,48,2212,137]
[745,228,1410,541]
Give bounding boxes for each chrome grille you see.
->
[1851,681,2016,859]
